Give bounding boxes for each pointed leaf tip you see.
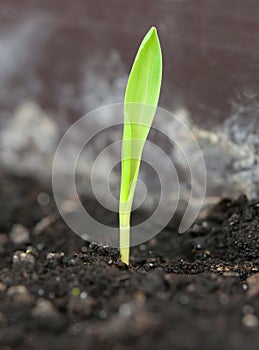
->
[124,26,162,106]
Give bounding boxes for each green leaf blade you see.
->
[120,27,163,264]
[125,26,162,106]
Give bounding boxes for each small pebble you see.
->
[107,259,113,265]
[246,274,259,297]
[202,221,208,228]
[46,252,64,260]
[32,299,58,319]
[242,314,258,329]
[9,224,30,245]
[243,284,248,291]
[32,299,66,331]
[12,251,35,266]
[7,285,34,305]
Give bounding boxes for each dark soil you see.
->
[0,172,258,350]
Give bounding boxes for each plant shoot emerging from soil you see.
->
[119,27,162,264]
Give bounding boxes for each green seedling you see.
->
[119,27,163,264]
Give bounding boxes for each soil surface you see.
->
[0,172,258,350]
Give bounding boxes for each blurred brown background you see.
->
[0,0,258,198]
[0,0,258,123]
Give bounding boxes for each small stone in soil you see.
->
[7,285,34,305]
[32,299,57,318]
[12,251,35,266]
[46,252,64,260]
[32,299,66,331]
[242,314,258,329]
[9,224,30,245]
[246,273,259,297]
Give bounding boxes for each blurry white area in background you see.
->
[0,100,258,209]
[0,102,58,175]
[82,51,128,111]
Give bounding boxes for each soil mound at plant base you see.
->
[0,172,258,350]
[195,196,259,262]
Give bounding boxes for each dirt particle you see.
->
[7,285,34,305]
[12,251,35,266]
[242,284,248,291]
[32,299,57,318]
[9,224,30,245]
[246,274,259,297]
[32,299,66,331]
[242,314,258,329]
[46,252,64,260]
